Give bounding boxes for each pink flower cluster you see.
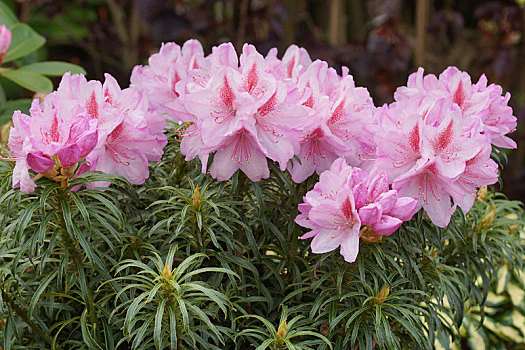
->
[4,73,167,193]
[131,40,376,182]
[4,38,518,241]
[133,40,517,231]
[374,67,515,227]
[295,158,418,263]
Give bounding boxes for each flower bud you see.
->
[192,185,201,207]
[375,286,390,304]
[359,226,383,243]
[276,318,287,340]
[0,25,11,64]
[477,186,488,201]
[482,206,497,228]
[161,262,173,281]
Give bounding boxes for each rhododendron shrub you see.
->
[0,38,522,350]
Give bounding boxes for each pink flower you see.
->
[4,72,167,193]
[395,67,517,149]
[375,67,511,226]
[184,67,269,181]
[454,142,498,214]
[287,61,376,183]
[130,40,207,121]
[68,73,167,185]
[183,43,313,181]
[267,44,312,85]
[474,76,517,149]
[296,158,418,263]
[5,97,98,193]
[0,25,11,64]
[326,75,376,167]
[5,111,36,193]
[375,97,497,227]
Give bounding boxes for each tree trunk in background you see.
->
[511,5,525,177]
[236,0,249,50]
[347,0,366,42]
[329,0,346,45]
[415,0,429,67]
[282,0,298,50]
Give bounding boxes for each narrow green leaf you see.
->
[28,270,58,319]
[70,191,90,229]
[1,69,53,93]
[20,61,86,76]
[184,282,228,314]
[81,308,103,350]
[102,318,115,350]
[154,299,166,350]
[168,305,178,348]
[255,338,274,350]
[132,314,154,349]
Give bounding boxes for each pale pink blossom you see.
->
[395,66,517,148]
[5,97,98,193]
[5,72,167,192]
[288,61,375,182]
[130,40,207,121]
[375,97,497,227]
[296,158,418,263]
[5,111,36,193]
[183,44,313,181]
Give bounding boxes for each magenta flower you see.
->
[296,158,418,263]
[0,25,11,64]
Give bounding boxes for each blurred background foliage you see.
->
[1,0,524,201]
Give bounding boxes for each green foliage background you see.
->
[0,124,523,349]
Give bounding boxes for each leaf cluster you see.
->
[0,133,523,349]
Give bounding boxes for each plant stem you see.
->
[56,190,103,345]
[1,289,62,349]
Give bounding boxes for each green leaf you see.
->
[0,2,18,27]
[154,300,166,350]
[0,98,31,124]
[168,305,178,348]
[0,84,5,109]
[20,61,86,76]
[28,270,58,319]
[255,338,274,350]
[81,308,103,350]
[3,23,45,63]
[1,69,52,93]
